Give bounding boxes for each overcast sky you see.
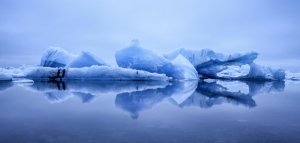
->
[0,0,299,71]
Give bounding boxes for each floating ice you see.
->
[163,47,285,80]
[0,73,13,81]
[0,65,28,78]
[24,66,169,81]
[115,40,198,80]
[243,63,285,81]
[65,51,110,68]
[40,47,77,67]
[285,71,300,80]
[12,79,34,83]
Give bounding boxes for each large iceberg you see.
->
[163,48,285,80]
[115,40,198,80]
[24,66,169,81]
[40,47,77,67]
[1,40,291,81]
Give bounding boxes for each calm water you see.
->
[0,79,299,143]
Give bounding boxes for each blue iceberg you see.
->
[163,47,285,80]
[115,40,198,80]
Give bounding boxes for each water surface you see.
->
[0,80,299,142]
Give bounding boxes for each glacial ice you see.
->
[65,51,110,68]
[40,47,77,67]
[115,40,198,80]
[217,64,250,78]
[24,66,169,81]
[0,39,293,81]
[163,47,285,80]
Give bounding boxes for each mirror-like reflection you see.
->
[0,79,285,119]
[0,81,13,93]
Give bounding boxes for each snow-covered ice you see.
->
[115,39,198,80]
[24,66,169,81]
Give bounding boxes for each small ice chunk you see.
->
[0,73,13,81]
[65,51,110,68]
[204,79,216,83]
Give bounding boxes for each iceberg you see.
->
[285,71,300,80]
[163,48,285,80]
[24,66,169,81]
[65,51,110,68]
[0,73,13,81]
[115,40,198,80]
[40,47,77,67]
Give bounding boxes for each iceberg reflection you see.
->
[0,81,13,93]
[24,81,169,103]
[2,79,285,119]
[115,80,285,118]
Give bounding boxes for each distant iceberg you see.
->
[115,39,198,80]
[285,71,300,80]
[163,47,285,81]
